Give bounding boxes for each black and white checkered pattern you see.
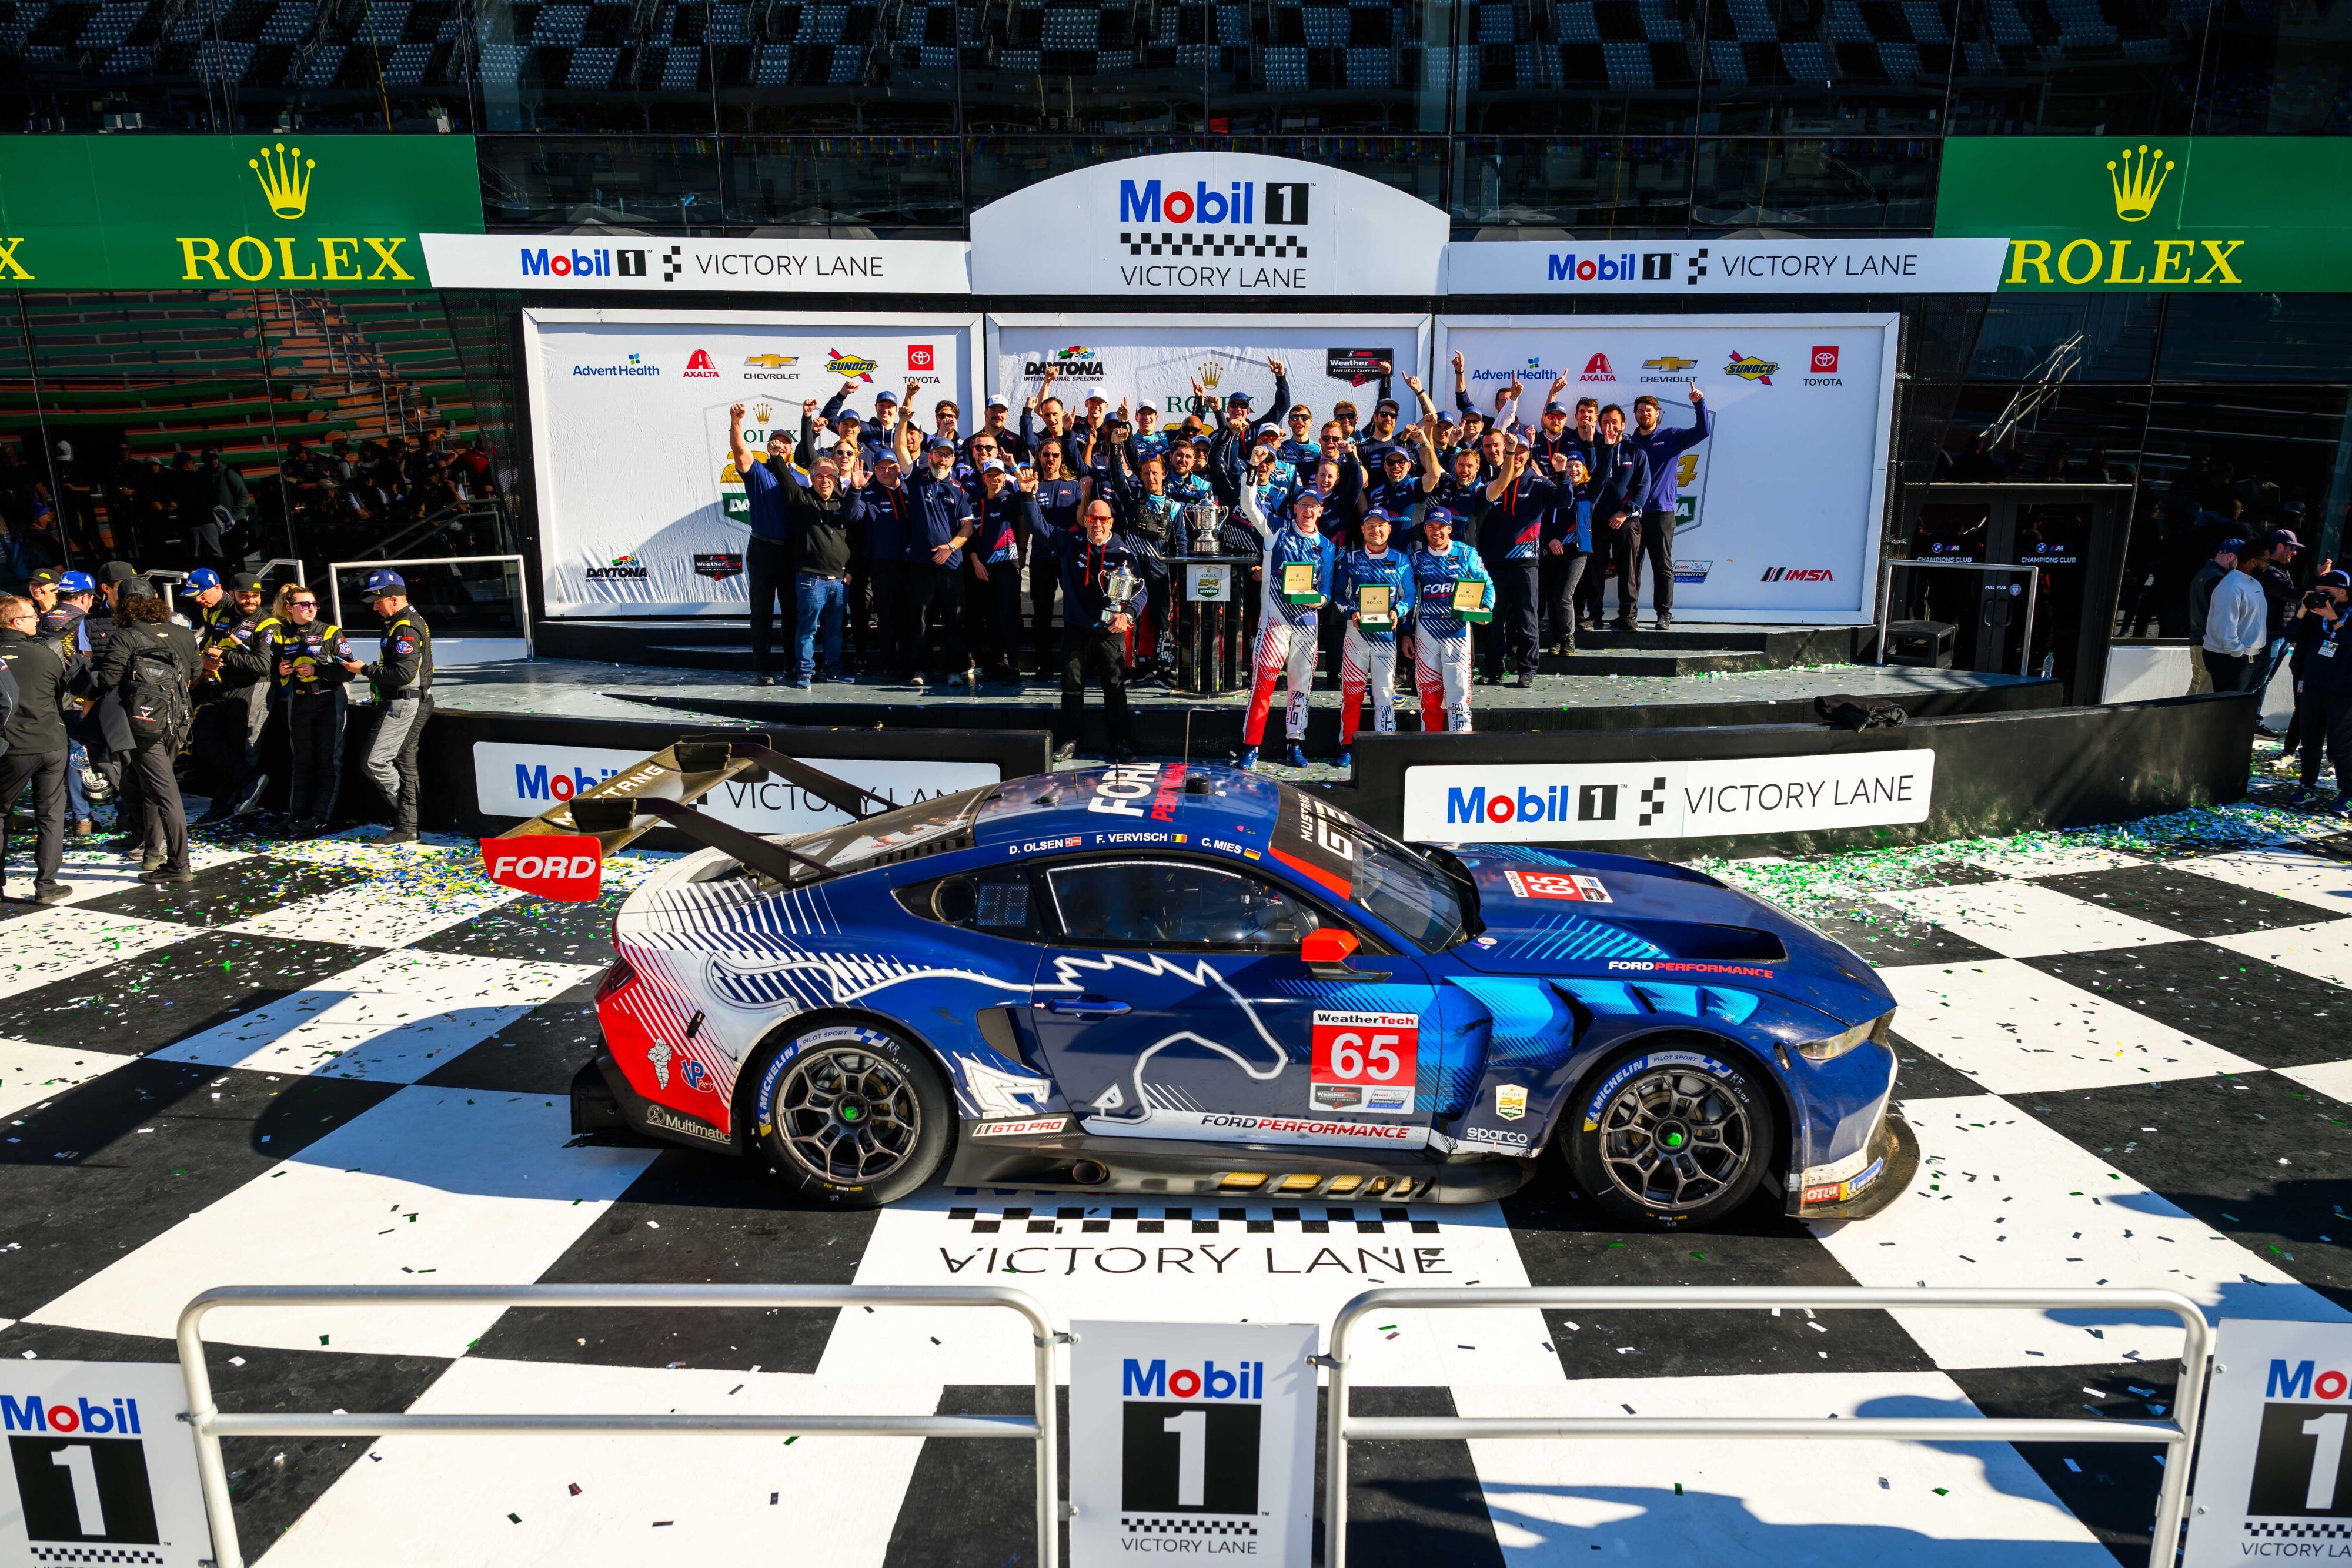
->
[1120,230,1307,259]
[5,820,2351,1564]
[28,1548,168,1564]
[1125,1515,1260,1534]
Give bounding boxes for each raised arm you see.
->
[728,403,757,480]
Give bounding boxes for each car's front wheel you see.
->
[746,1023,953,1208]
[1565,1042,1769,1229]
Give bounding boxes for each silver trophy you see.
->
[1100,561,1143,626]
[1185,497,1227,557]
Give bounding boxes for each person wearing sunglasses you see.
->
[0,593,83,903]
[228,583,356,835]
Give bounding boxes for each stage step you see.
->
[633,643,1773,678]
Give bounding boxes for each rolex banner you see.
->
[1438,313,1897,622]
[523,309,981,616]
[0,134,482,289]
[986,315,1435,456]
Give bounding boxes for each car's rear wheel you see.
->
[1565,1042,1768,1230]
[746,1023,952,1208]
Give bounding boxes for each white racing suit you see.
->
[1336,546,1416,745]
[1237,484,1335,748]
[1409,540,1494,734]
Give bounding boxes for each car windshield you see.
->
[1351,827,1471,951]
[780,784,993,877]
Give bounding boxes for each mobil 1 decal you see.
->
[1069,1320,1318,1567]
[1309,1011,1418,1115]
[1,1362,211,1567]
[2184,1319,2352,1566]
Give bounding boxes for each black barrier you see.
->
[1335,691,2257,859]
[415,706,1052,837]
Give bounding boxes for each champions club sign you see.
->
[971,152,1446,298]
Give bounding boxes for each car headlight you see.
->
[1796,1011,1892,1062]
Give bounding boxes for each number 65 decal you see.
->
[1311,1011,1418,1087]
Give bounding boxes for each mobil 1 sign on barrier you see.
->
[1069,1320,1316,1566]
[1402,752,1936,844]
[2,1361,209,1566]
[1435,313,1897,623]
[474,741,1000,832]
[2186,1319,2352,1565]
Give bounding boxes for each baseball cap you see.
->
[185,567,222,591]
[1375,398,1400,414]
[987,393,1011,409]
[874,391,898,406]
[1381,446,1413,463]
[1191,434,1213,449]
[1292,487,1324,506]
[1084,391,1107,404]
[98,561,141,585]
[2270,527,2304,550]
[1256,423,1282,439]
[980,459,1006,473]
[229,571,264,591]
[1362,507,1392,524]
[28,566,62,587]
[1226,392,1253,409]
[1544,400,1568,416]
[1423,507,1457,529]
[2219,537,2246,554]
[57,570,95,594]
[2320,569,2350,588]
[927,436,956,453]
[364,569,406,594]
[874,449,903,467]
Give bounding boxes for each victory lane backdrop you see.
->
[986,314,1435,439]
[1435,313,1898,623]
[522,309,982,616]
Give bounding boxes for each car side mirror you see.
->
[1304,927,1389,982]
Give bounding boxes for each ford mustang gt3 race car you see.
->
[485,739,1914,1229]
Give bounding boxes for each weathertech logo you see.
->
[1761,566,1834,582]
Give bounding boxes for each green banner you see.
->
[0,134,483,290]
[1935,136,2352,292]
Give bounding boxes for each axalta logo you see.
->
[2270,1360,2352,1400]
[1579,353,1615,381]
[684,349,720,379]
[522,245,647,279]
[0,1393,144,1434]
[1117,179,1309,226]
[1725,352,1779,384]
[1121,1359,1267,1400]
[1760,566,1834,582]
[826,350,878,381]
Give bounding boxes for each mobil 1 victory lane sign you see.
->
[2186,1319,2352,1565]
[1069,1320,1316,1566]
[1402,752,1936,844]
[3,1361,210,1566]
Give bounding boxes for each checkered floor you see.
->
[4,810,2350,1566]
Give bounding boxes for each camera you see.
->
[2307,589,2333,610]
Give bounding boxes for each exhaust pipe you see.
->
[1071,1160,1109,1188]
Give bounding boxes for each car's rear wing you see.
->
[480,733,892,900]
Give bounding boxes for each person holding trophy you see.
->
[1033,497,1145,763]
[1235,478,1337,770]
[1334,507,1416,768]
[1409,506,1494,734]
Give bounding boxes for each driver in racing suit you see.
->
[1235,477,1335,770]
[1334,509,1415,767]
[1409,507,1493,734]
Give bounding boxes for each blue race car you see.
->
[542,750,1912,1230]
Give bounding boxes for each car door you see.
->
[1027,855,1440,1146]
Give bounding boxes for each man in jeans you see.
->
[2202,536,2272,694]
[781,444,865,687]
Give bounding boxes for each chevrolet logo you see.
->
[1644,356,1698,372]
[744,353,798,368]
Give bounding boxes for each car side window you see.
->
[899,868,1046,939]
[1046,860,1317,951]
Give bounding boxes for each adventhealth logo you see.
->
[1122,1358,1267,1399]
[1,1392,145,1434]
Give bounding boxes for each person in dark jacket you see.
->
[1034,498,1145,762]
[2291,570,2350,799]
[0,593,81,902]
[1621,385,1713,630]
[780,443,866,687]
[228,583,354,834]
[729,402,802,687]
[2298,574,2352,813]
[93,589,199,882]
[339,569,433,842]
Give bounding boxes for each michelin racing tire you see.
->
[747,1022,953,1209]
[1566,1042,1769,1231]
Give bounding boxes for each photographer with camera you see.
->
[2290,568,2350,808]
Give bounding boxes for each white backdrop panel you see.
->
[985,314,1431,433]
[524,309,980,616]
[1436,314,1897,623]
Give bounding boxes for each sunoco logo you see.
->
[826,349,878,381]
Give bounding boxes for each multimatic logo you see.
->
[175,141,417,283]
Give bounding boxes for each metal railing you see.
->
[1874,558,2042,678]
[178,1283,1065,1568]
[326,551,532,658]
[1321,1286,2209,1568]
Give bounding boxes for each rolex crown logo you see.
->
[1198,361,1223,390]
[2107,143,2173,223]
[751,402,773,423]
[250,142,315,219]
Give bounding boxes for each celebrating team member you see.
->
[230,584,354,835]
[974,460,1042,685]
[1032,499,1144,762]
[727,402,800,688]
[95,588,200,880]
[0,593,81,904]
[1025,441,1084,677]
[780,444,866,687]
[1591,403,1651,633]
[897,394,977,687]
[1622,385,1711,630]
[859,449,916,681]
[1409,508,1492,734]
[1235,480,1335,770]
[1022,366,1086,473]
[1476,435,1553,688]
[1542,450,1598,653]
[340,569,432,842]
[1334,509,1415,767]
[968,393,1019,466]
